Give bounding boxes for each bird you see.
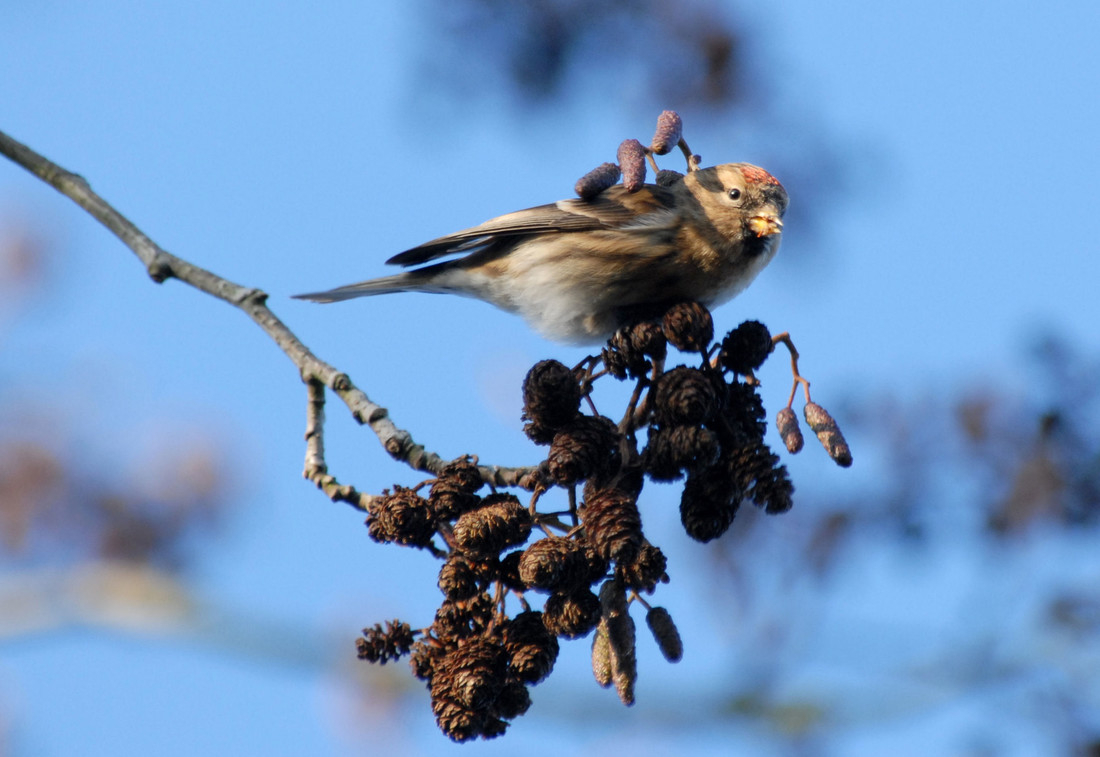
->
[294,162,788,345]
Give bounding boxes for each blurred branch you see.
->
[428,0,745,107]
[0,561,334,671]
[0,128,537,499]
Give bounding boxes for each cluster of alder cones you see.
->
[357,297,849,741]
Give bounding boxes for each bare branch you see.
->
[302,377,376,511]
[0,128,537,488]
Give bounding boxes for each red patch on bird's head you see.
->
[741,165,783,187]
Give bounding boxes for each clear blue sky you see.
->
[2,2,1099,755]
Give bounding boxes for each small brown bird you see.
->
[294,163,787,344]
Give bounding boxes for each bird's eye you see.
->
[728,187,743,201]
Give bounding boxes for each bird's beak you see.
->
[748,214,783,238]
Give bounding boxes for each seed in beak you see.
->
[747,215,783,238]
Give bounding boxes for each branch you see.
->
[0,128,537,495]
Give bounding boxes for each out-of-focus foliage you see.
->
[715,331,1100,575]
[426,0,744,106]
[0,430,227,569]
[0,221,231,573]
[699,332,1100,752]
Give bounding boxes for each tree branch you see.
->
[0,128,537,494]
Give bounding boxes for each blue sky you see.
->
[2,2,1099,754]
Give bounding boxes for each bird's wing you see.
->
[385,185,679,267]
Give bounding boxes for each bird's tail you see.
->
[292,273,424,303]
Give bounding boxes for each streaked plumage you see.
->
[295,163,788,344]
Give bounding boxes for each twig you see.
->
[772,331,812,408]
[302,377,375,511]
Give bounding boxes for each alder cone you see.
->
[522,359,582,443]
[662,301,713,352]
[580,487,643,564]
[452,494,532,559]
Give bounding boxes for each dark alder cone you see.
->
[547,414,620,486]
[581,538,612,586]
[429,479,480,520]
[477,716,508,740]
[602,321,666,380]
[679,464,742,542]
[434,593,495,640]
[518,536,592,593]
[430,457,484,518]
[662,301,714,353]
[439,457,484,493]
[575,162,621,200]
[367,486,437,548]
[722,380,768,441]
[522,359,582,444]
[430,637,510,742]
[438,552,484,600]
[584,464,645,502]
[776,406,804,454]
[409,639,442,681]
[756,463,794,515]
[719,320,774,375]
[655,169,684,187]
[356,620,415,664]
[542,589,601,639]
[452,494,533,559]
[645,607,683,663]
[493,680,533,720]
[429,685,483,743]
[641,427,686,482]
[444,636,508,711]
[804,402,853,467]
[628,320,668,361]
[497,550,527,592]
[617,542,669,593]
[617,138,647,193]
[650,110,683,155]
[669,425,722,470]
[729,441,794,514]
[503,610,560,684]
[642,424,720,480]
[580,487,643,565]
[600,344,639,382]
[497,550,525,589]
[654,366,720,426]
[433,601,470,640]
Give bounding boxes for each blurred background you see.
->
[2,1,1099,754]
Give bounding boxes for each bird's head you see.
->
[685,163,788,253]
